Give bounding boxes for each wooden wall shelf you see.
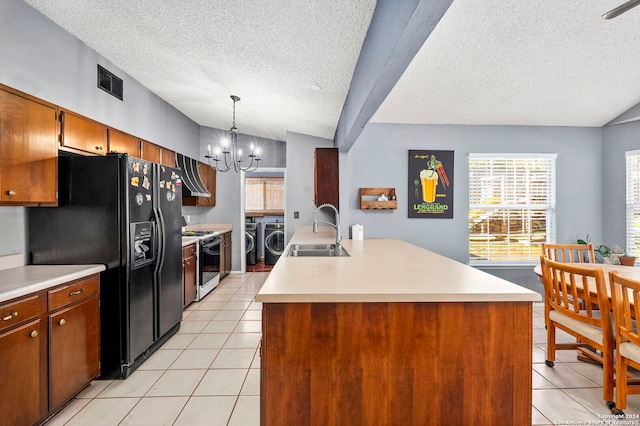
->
[359,188,397,210]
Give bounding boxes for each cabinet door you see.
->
[206,165,216,206]
[196,162,211,206]
[314,148,339,209]
[108,128,140,156]
[160,147,176,167]
[0,87,58,205]
[0,320,42,426]
[140,140,161,163]
[183,253,197,307]
[223,232,232,276]
[49,296,100,409]
[59,110,108,155]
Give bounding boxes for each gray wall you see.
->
[0,0,201,259]
[603,119,640,249]
[345,123,604,290]
[285,131,334,243]
[189,127,286,272]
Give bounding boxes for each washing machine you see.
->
[245,223,258,265]
[264,222,285,265]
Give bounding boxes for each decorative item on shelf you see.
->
[204,95,260,173]
[359,188,397,210]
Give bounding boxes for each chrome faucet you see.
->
[313,203,342,249]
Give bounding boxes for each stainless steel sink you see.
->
[288,244,350,257]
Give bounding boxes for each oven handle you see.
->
[201,240,221,253]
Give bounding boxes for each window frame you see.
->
[468,153,557,265]
[625,150,640,257]
[245,176,285,216]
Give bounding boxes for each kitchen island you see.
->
[256,228,540,425]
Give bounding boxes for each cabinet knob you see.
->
[96,145,104,151]
[59,319,66,326]
[2,311,17,321]
[30,330,38,338]
[6,190,16,197]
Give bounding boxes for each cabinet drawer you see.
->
[182,243,196,258]
[0,295,39,333]
[48,275,99,311]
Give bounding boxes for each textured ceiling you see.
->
[373,0,640,127]
[22,0,376,141]
[22,0,640,144]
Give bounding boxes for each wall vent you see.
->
[97,65,123,100]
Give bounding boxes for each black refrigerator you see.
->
[28,153,183,379]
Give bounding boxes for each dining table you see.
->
[534,262,640,364]
[534,262,640,303]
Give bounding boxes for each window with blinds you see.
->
[245,177,284,214]
[626,151,640,256]
[469,154,556,263]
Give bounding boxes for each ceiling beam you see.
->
[333,0,453,152]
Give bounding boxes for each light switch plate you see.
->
[294,211,299,219]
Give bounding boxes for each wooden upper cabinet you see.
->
[160,147,175,167]
[314,147,339,209]
[58,109,108,155]
[182,161,216,207]
[140,140,175,166]
[0,85,58,206]
[108,128,140,156]
[140,140,160,163]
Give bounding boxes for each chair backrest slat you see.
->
[610,271,640,347]
[542,243,596,264]
[540,256,611,330]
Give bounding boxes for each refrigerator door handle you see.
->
[156,207,166,274]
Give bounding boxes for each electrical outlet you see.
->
[294,211,299,219]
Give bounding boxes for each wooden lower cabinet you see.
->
[0,274,100,426]
[0,319,42,426]
[49,296,100,409]
[220,231,232,278]
[261,301,532,425]
[183,243,197,308]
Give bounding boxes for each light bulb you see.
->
[221,137,229,147]
[214,146,221,155]
[207,144,211,154]
[238,149,243,156]
[250,143,255,151]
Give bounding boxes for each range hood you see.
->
[176,153,210,198]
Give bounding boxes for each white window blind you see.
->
[469,154,556,263]
[625,151,640,256]
[245,177,284,213]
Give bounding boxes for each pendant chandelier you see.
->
[205,95,261,172]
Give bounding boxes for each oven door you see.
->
[200,238,221,288]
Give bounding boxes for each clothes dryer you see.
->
[264,222,285,265]
[245,223,258,265]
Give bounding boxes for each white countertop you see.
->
[0,264,106,303]
[256,227,541,303]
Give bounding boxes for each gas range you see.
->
[182,230,219,240]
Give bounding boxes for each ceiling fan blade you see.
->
[602,0,640,19]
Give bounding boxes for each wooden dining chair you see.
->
[542,243,596,263]
[609,271,640,410]
[539,256,616,410]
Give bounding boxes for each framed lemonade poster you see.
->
[408,150,454,218]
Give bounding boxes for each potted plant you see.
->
[596,244,613,264]
[619,252,637,267]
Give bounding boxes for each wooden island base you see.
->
[261,301,532,425]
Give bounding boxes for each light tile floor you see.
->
[45,274,640,425]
